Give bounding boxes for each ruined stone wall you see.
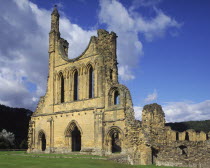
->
[28,6,210,168]
[28,7,132,156]
[135,103,210,168]
[156,141,210,168]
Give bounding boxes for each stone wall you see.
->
[28,7,131,157]
[125,103,210,168]
[27,6,210,168]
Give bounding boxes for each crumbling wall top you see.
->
[97,29,117,38]
[143,103,164,114]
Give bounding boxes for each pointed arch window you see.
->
[74,70,79,101]
[60,73,65,103]
[89,66,94,98]
[176,132,179,141]
[114,90,120,105]
[110,69,113,80]
[185,132,189,141]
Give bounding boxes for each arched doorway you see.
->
[106,127,122,154]
[41,134,46,151]
[152,147,159,165]
[38,131,46,151]
[111,131,121,153]
[71,126,81,151]
[65,121,82,152]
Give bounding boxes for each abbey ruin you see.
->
[27,7,210,167]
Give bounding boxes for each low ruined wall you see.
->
[156,141,210,168]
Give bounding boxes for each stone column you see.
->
[94,67,98,97]
[47,118,54,152]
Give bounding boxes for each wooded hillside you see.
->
[0,104,32,148]
[166,120,210,133]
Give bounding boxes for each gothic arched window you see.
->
[89,66,94,98]
[74,70,79,101]
[60,73,65,103]
[114,91,120,105]
[176,132,179,141]
[185,132,189,141]
[110,69,113,80]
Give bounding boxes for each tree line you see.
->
[0,104,32,149]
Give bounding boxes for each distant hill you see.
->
[166,120,210,133]
[0,104,32,148]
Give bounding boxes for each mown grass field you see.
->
[0,151,184,168]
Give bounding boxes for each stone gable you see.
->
[27,7,210,168]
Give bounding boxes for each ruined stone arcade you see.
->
[27,7,210,168]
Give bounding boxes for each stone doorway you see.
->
[152,147,159,165]
[38,131,46,151]
[41,133,46,151]
[71,126,81,151]
[111,131,121,153]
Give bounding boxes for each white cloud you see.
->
[144,89,158,103]
[134,106,143,120]
[59,18,96,59]
[99,0,181,80]
[0,0,181,110]
[1,0,208,124]
[0,0,95,110]
[118,66,135,80]
[163,100,210,122]
[134,100,210,122]
[135,8,181,41]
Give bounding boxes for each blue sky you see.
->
[0,0,209,122]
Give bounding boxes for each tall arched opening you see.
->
[38,131,46,151]
[74,70,79,101]
[185,132,189,141]
[71,126,81,151]
[111,131,121,153]
[88,66,94,98]
[65,121,82,152]
[106,127,122,154]
[114,90,120,105]
[152,147,159,165]
[60,73,65,103]
[108,87,121,106]
[176,132,179,141]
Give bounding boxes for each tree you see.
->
[0,129,15,149]
[19,139,28,149]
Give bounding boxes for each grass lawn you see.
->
[0,151,184,168]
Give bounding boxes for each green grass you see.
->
[0,151,184,168]
[3,151,106,158]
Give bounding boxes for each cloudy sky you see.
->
[0,0,209,122]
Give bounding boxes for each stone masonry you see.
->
[27,7,210,168]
